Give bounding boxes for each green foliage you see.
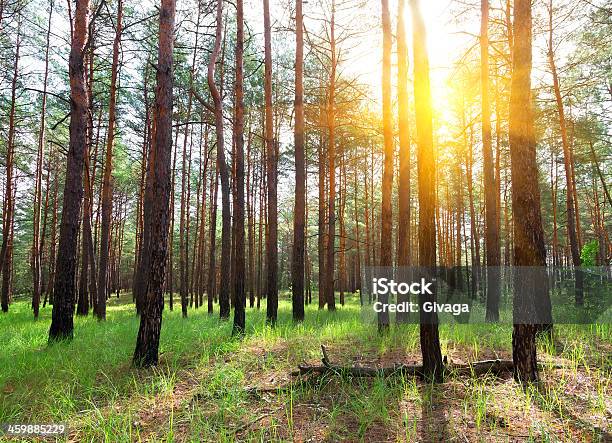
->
[580,240,599,266]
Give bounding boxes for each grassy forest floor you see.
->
[0,293,610,442]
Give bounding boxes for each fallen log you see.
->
[290,345,563,379]
[294,358,516,378]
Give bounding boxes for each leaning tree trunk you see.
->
[49,0,91,341]
[132,0,176,367]
[410,0,444,382]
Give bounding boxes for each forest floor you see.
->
[0,293,610,442]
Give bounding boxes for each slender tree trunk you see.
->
[291,0,306,321]
[547,0,582,304]
[0,21,19,313]
[318,135,326,308]
[207,0,231,320]
[410,0,444,382]
[49,0,90,340]
[232,0,246,334]
[96,0,122,320]
[208,162,219,313]
[397,0,411,270]
[133,0,176,367]
[264,0,278,323]
[378,0,394,331]
[325,1,337,312]
[32,0,54,318]
[481,0,501,321]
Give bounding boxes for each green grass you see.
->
[0,293,610,441]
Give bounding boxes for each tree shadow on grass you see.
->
[533,381,612,441]
[418,383,450,443]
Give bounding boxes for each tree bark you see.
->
[97,0,122,321]
[410,0,444,382]
[49,0,90,340]
[291,0,306,322]
[133,0,176,367]
[509,0,550,384]
[264,0,278,323]
[481,0,501,321]
[232,0,246,335]
[379,0,394,331]
[32,0,54,318]
[208,0,231,320]
[547,0,582,304]
[325,1,337,312]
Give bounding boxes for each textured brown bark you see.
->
[134,60,151,309]
[208,162,219,313]
[397,0,411,271]
[509,0,549,384]
[291,0,305,321]
[32,0,54,318]
[179,117,193,316]
[45,162,60,306]
[247,130,255,308]
[232,0,246,334]
[325,1,337,312]
[1,22,19,313]
[410,0,443,382]
[318,135,326,309]
[339,152,347,306]
[96,0,122,321]
[49,0,90,340]
[208,0,231,320]
[264,0,278,323]
[481,0,501,321]
[547,0,582,304]
[133,0,176,367]
[378,0,393,331]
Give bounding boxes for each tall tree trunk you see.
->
[547,0,582,304]
[32,0,54,318]
[481,0,501,321]
[208,162,219,313]
[318,135,326,309]
[291,0,306,322]
[208,0,231,320]
[410,0,444,382]
[509,0,550,384]
[232,0,246,334]
[325,0,337,312]
[49,0,90,340]
[133,0,176,367]
[378,0,394,331]
[264,0,278,323]
[1,21,19,313]
[396,0,411,323]
[97,0,122,321]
